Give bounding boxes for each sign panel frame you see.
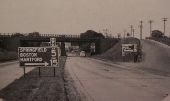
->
[18,46,59,67]
[122,44,137,56]
[50,38,56,46]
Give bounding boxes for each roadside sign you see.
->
[122,44,137,56]
[18,47,59,67]
[50,38,56,46]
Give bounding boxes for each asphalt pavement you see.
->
[65,40,170,101]
[66,57,170,101]
[0,39,170,101]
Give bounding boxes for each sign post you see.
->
[53,67,56,77]
[23,66,26,77]
[18,47,58,67]
[18,38,60,77]
[50,38,56,46]
[122,44,137,56]
[122,44,137,62]
[18,46,59,77]
[50,38,57,77]
[38,67,41,77]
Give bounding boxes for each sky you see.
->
[0,0,170,38]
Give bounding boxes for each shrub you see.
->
[151,30,163,38]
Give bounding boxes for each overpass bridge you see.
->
[20,34,101,56]
[0,33,119,56]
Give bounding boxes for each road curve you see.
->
[65,57,170,101]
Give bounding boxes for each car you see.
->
[80,51,86,57]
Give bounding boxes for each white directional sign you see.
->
[50,38,56,46]
[122,44,137,56]
[18,47,59,67]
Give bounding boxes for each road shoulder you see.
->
[0,57,67,101]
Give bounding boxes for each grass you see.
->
[148,37,170,46]
[0,57,67,101]
[0,51,17,62]
[95,37,142,62]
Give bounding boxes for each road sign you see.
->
[50,38,56,46]
[18,47,59,67]
[122,44,137,56]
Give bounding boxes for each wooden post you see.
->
[53,67,56,77]
[23,66,26,77]
[38,67,41,77]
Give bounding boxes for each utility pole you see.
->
[123,29,126,45]
[103,28,108,38]
[132,28,135,37]
[139,21,143,39]
[148,20,153,37]
[123,29,126,39]
[162,17,168,36]
[130,25,133,37]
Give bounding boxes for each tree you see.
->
[79,30,104,54]
[12,33,24,37]
[127,33,130,37]
[117,33,121,38]
[27,32,41,46]
[80,30,104,39]
[151,30,163,38]
[28,32,40,37]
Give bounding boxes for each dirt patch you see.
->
[0,57,67,101]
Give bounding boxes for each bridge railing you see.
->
[0,33,14,37]
[0,33,29,37]
[0,33,116,40]
[40,34,80,38]
[0,33,80,38]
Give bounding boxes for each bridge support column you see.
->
[0,40,2,49]
[60,42,66,56]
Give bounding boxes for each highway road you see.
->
[0,39,170,101]
[65,40,170,101]
[0,61,35,90]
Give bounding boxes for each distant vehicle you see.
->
[80,51,86,57]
